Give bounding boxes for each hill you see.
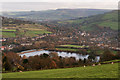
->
[2,17,52,38]
[2,63,118,78]
[57,10,118,31]
[2,9,111,21]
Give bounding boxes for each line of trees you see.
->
[2,49,120,72]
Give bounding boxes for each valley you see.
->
[1,8,119,79]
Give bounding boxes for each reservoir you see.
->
[19,50,100,62]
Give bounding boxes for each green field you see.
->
[56,48,78,51]
[57,45,117,55]
[99,22,118,30]
[2,24,52,38]
[2,32,16,38]
[2,29,16,32]
[60,45,89,48]
[2,63,118,78]
[95,50,117,54]
[25,30,52,37]
[2,30,51,38]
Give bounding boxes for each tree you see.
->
[6,52,21,65]
[115,51,120,59]
[42,53,49,58]
[101,49,115,61]
[88,51,96,60]
[4,57,12,71]
[23,59,28,64]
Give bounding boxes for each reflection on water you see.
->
[20,50,100,62]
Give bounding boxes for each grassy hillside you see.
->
[2,24,52,38]
[58,10,118,31]
[2,17,52,38]
[2,9,110,21]
[2,63,118,78]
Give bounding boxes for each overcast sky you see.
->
[0,0,119,12]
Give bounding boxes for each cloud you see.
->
[1,1,118,12]
[0,0,119,2]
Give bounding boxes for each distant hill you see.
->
[57,10,118,31]
[2,9,111,21]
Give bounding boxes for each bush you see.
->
[101,49,115,61]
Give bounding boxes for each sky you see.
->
[0,0,119,12]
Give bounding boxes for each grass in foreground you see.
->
[2,63,118,78]
[101,60,120,64]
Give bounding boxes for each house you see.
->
[21,43,32,46]
[0,38,6,42]
[6,45,15,50]
[0,46,6,50]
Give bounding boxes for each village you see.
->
[1,27,119,52]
